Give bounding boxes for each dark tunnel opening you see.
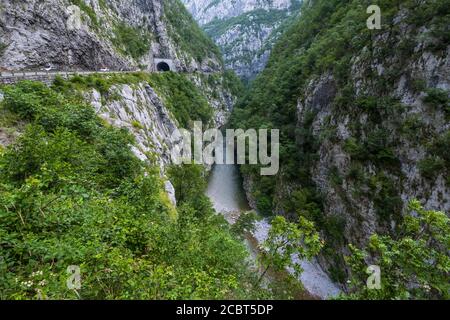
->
[157,62,171,72]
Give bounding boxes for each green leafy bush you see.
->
[223,70,245,97]
[2,81,60,120]
[344,130,399,167]
[419,157,446,180]
[420,130,450,183]
[259,216,323,282]
[0,42,7,55]
[423,88,450,118]
[148,72,213,127]
[369,173,402,222]
[424,88,449,107]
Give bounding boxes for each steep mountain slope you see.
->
[232,0,449,286]
[0,0,221,72]
[182,0,302,82]
[0,0,268,300]
[0,0,242,167]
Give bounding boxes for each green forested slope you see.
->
[231,0,449,299]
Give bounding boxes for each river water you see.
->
[206,160,250,222]
[206,160,341,300]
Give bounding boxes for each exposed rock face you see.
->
[0,0,222,72]
[0,0,237,206]
[182,0,301,81]
[182,0,294,25]
[80,71,235,205]
[85,83,176,168]
[165,180,177,206]
[0,0,122,71]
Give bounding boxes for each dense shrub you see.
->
[423,88,449,108]
[419,157,446,180]
[148,72,213,127]
[420,130,450,183]
[344,130,399,167]
[0,42,7,55]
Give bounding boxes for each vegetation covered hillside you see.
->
[0,0,222,72]
[182,0,302,81]
[0,0,263,301]
[231,0,449,298]
[0,79,264,299]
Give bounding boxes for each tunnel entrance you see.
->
[157,62,171,72]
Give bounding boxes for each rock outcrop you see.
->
[84,75,235,170]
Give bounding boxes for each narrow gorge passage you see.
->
[205,143,341,299]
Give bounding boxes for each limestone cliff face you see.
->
[83,71,237,205]
[182,0,301,81]
[182,0,294,25]
[234,0,449,286]
[85,83,177,167]
[0,0,222,72]
[285,14,449,282]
